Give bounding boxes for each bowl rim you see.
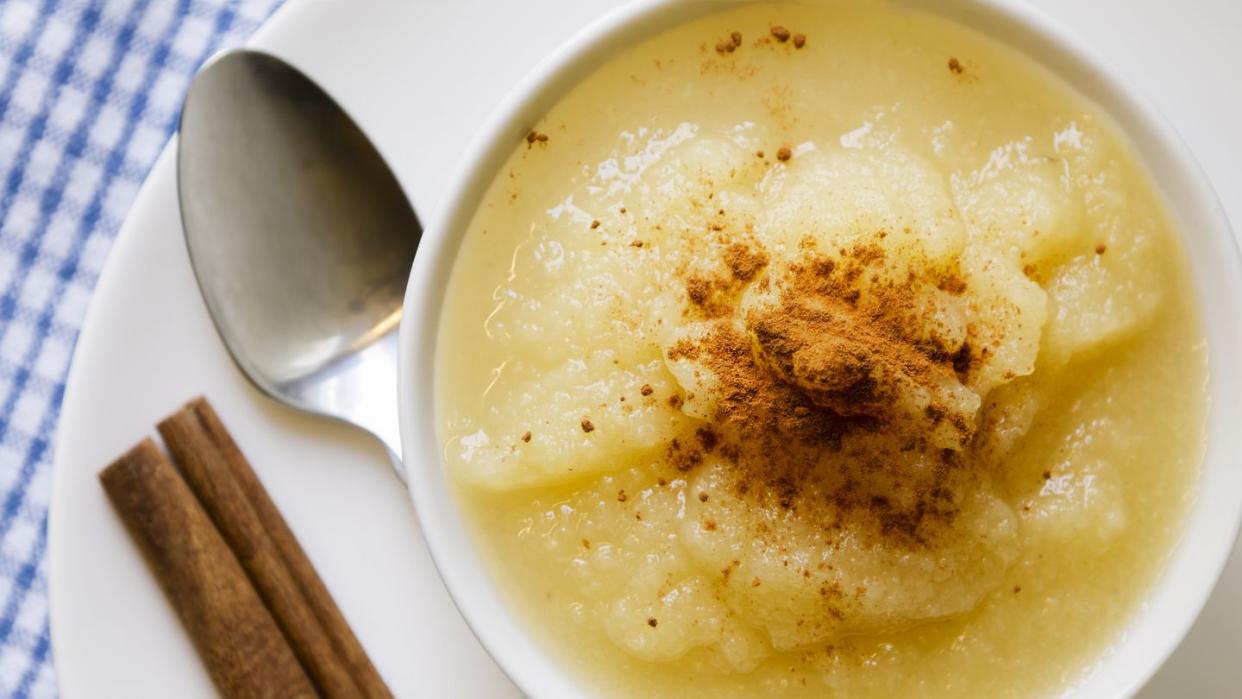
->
[398,1,1242,697]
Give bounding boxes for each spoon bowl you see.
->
[178,49,418,475]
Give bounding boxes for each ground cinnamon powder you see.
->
[663,233,989,548]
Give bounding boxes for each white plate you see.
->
[47,1,1242,697]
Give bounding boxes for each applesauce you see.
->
[434,1,1207,696]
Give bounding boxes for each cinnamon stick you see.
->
[159,398,391,699]
[99,439,316,699]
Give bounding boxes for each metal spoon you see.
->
[177,49,417,479]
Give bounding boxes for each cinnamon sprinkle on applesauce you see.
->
[662,230,993,548]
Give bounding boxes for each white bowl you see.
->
[398,1,1242,696]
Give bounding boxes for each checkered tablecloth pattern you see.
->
[0,1,283,695]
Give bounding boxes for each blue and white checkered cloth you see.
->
[0,1,282,695]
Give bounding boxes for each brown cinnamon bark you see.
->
[159,398,391,699]
[99,439,316,699]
